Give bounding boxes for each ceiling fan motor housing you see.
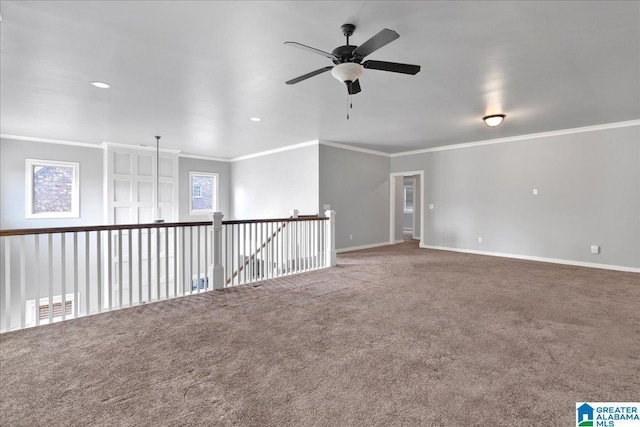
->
[331,62,364,84]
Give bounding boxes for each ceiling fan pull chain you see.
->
[346,92,350,120]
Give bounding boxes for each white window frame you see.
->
[189,171,219,215]
[25,159,80,219]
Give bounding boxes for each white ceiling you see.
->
[1,1,639,158]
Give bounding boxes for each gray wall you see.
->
[178,157,231,222]
[0,138,104,229]
[391,125,640,269]
[231,145,319,220]
[319,144,390,250]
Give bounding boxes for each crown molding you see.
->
[0,134,102,149]
[319,140,391,157]
[390,119,640,158]
[4,119,638,161]
[179,153,231,163]
[230,139,319,162]
[101,141,182,154]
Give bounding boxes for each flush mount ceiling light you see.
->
[483,114,506,127]
[91,81,110,89]
[250,117,262,122]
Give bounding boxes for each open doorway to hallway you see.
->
[403,177,417,241]
[390,171,424,246]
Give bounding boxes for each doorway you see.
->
[389,171,424,246]
[403,177,417,240]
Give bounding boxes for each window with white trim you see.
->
[26,159,79,218]
[189,172,218,215]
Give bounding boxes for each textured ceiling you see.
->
[1,1,638,158]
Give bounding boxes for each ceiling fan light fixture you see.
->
[331,63,364,84]
[483,114,506,127]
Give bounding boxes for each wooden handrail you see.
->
[0,216,328,237]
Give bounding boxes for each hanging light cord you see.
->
[155,136,162,222]
[346,83,354,120]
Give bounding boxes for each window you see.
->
[404,187,414,212]
[26,159,79,218]
[189,172,218,215]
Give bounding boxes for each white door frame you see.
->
[389,170,425,246]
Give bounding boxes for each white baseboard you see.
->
[395,239,404,244]
[419,245,640,273]
[337,242,392,254]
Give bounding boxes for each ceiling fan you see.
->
[285,24,421,95]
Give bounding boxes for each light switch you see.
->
[428,204,435,210]
[478,237,483,243]
[533,189,538,195]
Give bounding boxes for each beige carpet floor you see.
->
[1,242,639,426]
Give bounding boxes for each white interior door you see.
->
[104,144,179,306]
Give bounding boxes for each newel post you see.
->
[325,210,336,267]
[212,212,224,289]
[289,209,299,218]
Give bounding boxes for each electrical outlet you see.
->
[429,204,435,210]
[349,234,353,240]
[478,236,483,243]
[591,245,600,254]
[533,189,538,195]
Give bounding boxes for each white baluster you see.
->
[4,238,11,331]
[48,234,53,323]
[325,210,336,267]
[118,229,123,309]
[73,233,78,318]
[212,212,224,290]
[61,233,66,320]
[128,229,133,306]
[20,236,26,328]
[85,231,90,316]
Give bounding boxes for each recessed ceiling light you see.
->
[91,81,110,89]
[483,114,506,127]
[250,117,262,122]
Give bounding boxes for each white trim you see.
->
[394,239,404,244]
[189,171,219,215]
[420,245,640,273]
[25,159,80,219]
[230,140,318,162]
[390,171,425,247]
[1,134,102,149]
[5,119,638,161]
[179,153,231,163]
[102,141,181,155]
[390,119,640,158]
[336,241,391,254]
[319,140,390,157]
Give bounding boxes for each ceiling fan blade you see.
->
[352,29,399,58]
[348,79,361,95]
[362,60,421,75]
[284,41,339,61]
[285,66,334,85]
